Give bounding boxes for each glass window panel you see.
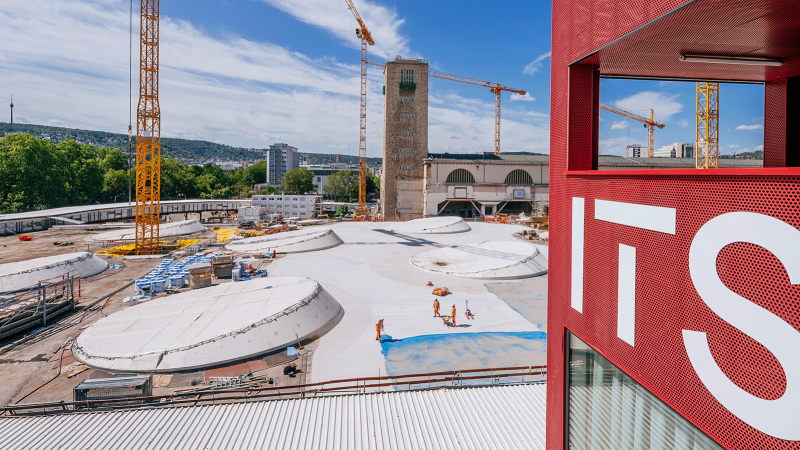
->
[568,332,724,450]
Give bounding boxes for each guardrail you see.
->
[2,365,546,417]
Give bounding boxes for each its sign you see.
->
[572,198,800,441]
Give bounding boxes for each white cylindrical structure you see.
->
[73,277,344,373]
[224,228,343,254]
[410,241,547,279]
[0,252,109,294]
[384,217,471,234]
[91,219,207,242]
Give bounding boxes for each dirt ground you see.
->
[0,225,314,408]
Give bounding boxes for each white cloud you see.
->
[523,51,551,76]
[261,0,413,60]
[599,137,635,156]
[756,144,764,150]
[728,144,740,148]
[735,124,763,131]
[0,0,549,157]
[614,91,683,122]
[509,93,535,102]
[676,119,689,128]
[611,121,628,130]
[48,119,63,126]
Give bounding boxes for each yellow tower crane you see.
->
[135,0,161,255]
[345,0,374,218]
[427,71,525,155]
[366,60,525,155]
[599,103,665,158]
[696,82,719,169]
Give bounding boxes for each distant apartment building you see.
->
[301,163,359,195]
[381,58,429,219]
[653,141,695,158]
[625,144,642,158]
[265,143,300,186]
[251,194,321,218]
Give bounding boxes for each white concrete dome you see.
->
[73,277,344,373]
[224,228,343,254]
[91,219,207,242]
[384,217,471,234]
[0,252,109,294]
[410,241,547,279]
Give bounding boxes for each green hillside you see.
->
[0,123,265,161]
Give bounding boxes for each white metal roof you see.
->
[410,241,547,279]
[0,384,546,450]
[384,217,471,234]
[0,199,251,221]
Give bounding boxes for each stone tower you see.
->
[380,58,428,220]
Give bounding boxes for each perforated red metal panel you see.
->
[548,0,800,449]
[583,0,800,83]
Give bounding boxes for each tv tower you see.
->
[9,95,13,124]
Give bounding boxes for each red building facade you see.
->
[548,1,800,449]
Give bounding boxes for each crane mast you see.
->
[696,82,719,169]
[345,0,374,217]
[598,103,665,158]
[135,0,161,254]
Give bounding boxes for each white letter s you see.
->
[686,211,800,440]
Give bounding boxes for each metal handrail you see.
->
[2,365,546,416]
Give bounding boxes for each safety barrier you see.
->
[2,365,546,416]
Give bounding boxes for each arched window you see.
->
[445,168,475,185]
[504,169,533,185]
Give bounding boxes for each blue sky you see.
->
[0,0,763,156]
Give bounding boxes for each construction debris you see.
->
[62,362,89,378]
[152,374,173,388]
[432,287,451,296]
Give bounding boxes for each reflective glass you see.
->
[568,333,724,450]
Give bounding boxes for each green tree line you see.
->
[0,134,268,213]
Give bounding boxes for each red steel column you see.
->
[567,65,600,171]
[763,77,799,168]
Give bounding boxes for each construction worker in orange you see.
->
[451,305,456,327]
[375,318,384,341]
[433,298,440,317]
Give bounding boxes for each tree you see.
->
[280,168,315,195]
[244,160,267,186]
[366,175,380,194]
[57,140,104,206]
[100,149,127,172]
[334,204,349,217]
[0,134,65,212]
[102,169,129,202]
[324,170,358,201]
[255,186,279,196]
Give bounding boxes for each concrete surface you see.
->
[265,221,549,383]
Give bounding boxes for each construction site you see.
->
[2,0,795,448]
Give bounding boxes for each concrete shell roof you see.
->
[91,219,207,241]
[0,252,109,293]
[384,216,471,234]
[410,241,547,279]
[73,277,343,373]
[224,228,343,254]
